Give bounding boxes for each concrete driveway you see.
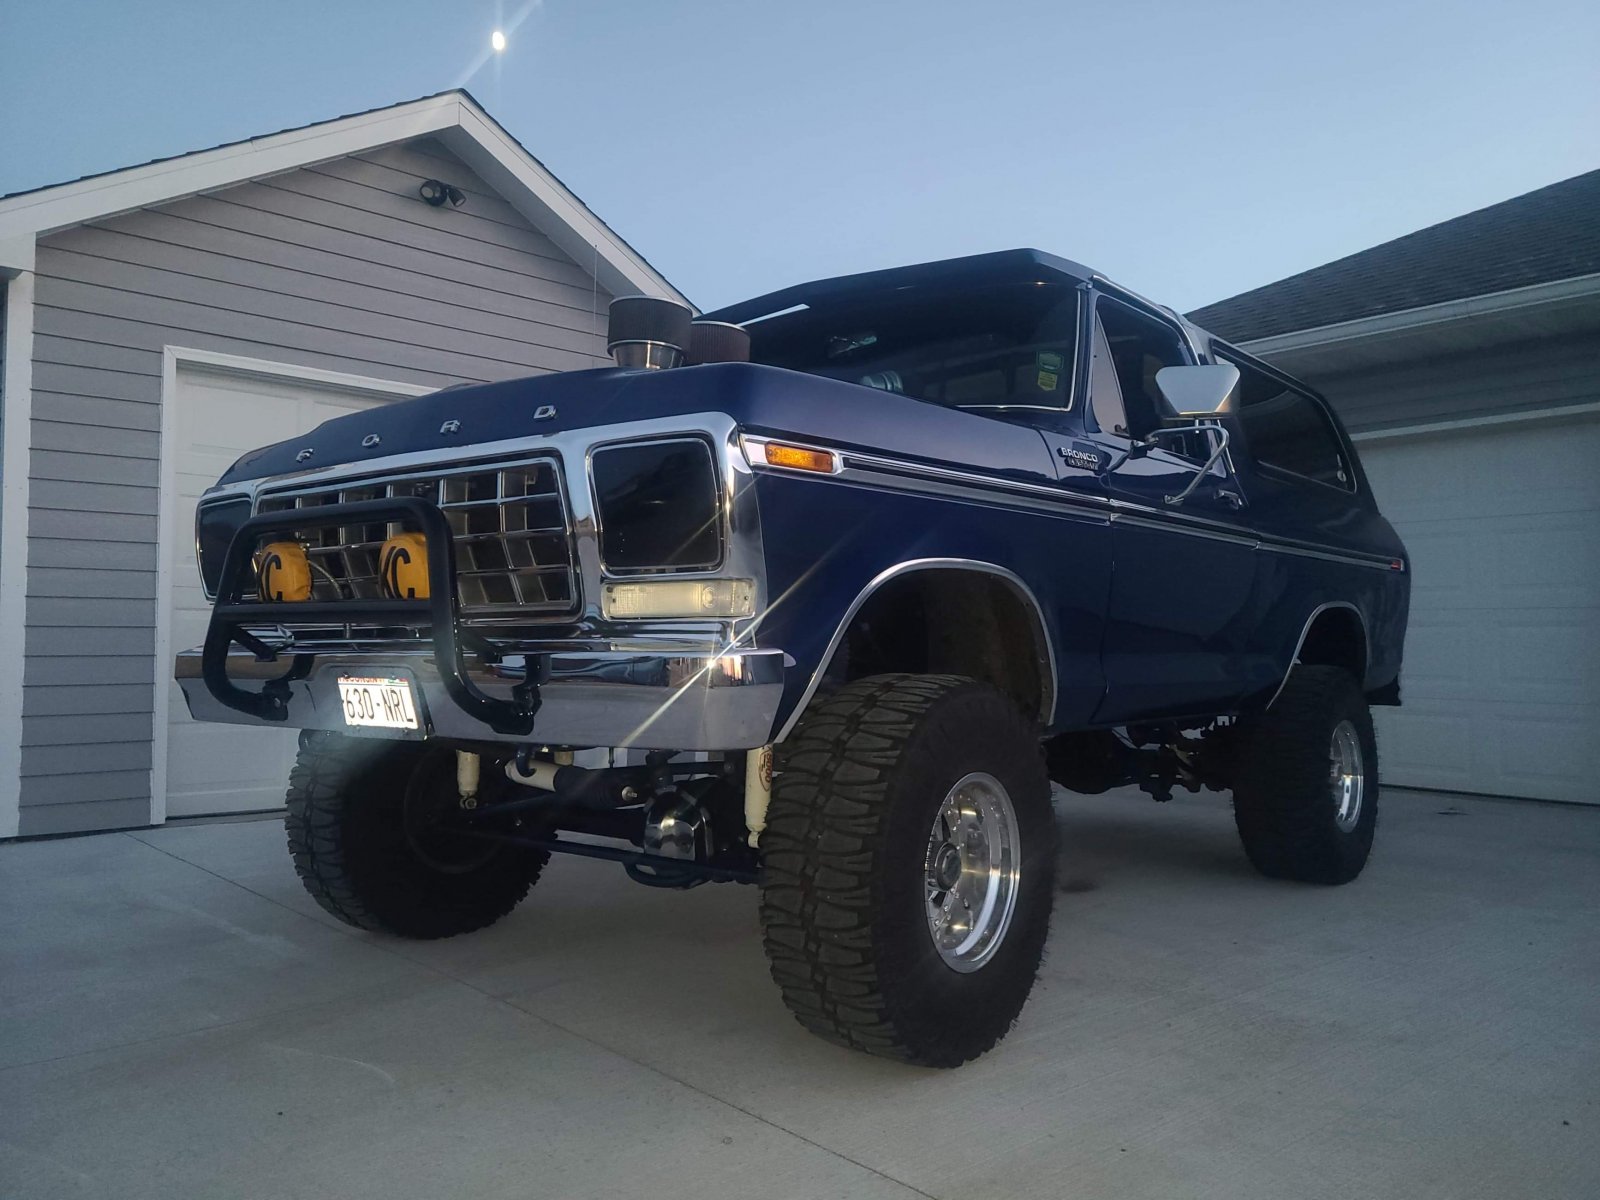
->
[2,786,1596,1200]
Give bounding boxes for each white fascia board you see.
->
[0,94,463,242]
[442,100,692,310]
[1240,272,1600,355]
[0,90,689,311]
[0,233,34,277]
[0,272,36,839]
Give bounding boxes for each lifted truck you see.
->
[178,250,1409,1067]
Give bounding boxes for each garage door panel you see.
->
[1498,611,1600,707]
[1359,416,1599,803]
[1378,702,1598,804]
[1401,526,1479,607]
[1394,609,1479,697]
[164,364,397,817]
[1375,707,1476,791]
[1490,711,1600,804]
[1364,422,1600,519]
[1499,512,1600,610]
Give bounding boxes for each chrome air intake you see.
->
[607,295,694,370]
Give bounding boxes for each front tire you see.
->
[760,674,1057,1067]
[1233,666,1378,884]
[285,734,547,939]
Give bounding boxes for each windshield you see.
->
[746,281,1080,412]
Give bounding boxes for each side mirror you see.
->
[1154,364,1239,422]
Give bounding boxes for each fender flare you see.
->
[773,557,1058,741]
[1266,600,1370,709]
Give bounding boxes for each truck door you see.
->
[1041,293,1270,723]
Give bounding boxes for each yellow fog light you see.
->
[603,578,755,620]
[380,532,430,599]
[255,541,312,602]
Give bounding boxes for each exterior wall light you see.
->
[418,179,466,208]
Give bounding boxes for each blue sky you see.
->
[2,0,1595,312]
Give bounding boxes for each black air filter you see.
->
[687,321,752,365]
[606,295,694,370]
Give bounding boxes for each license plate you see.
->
[337,676,419,730]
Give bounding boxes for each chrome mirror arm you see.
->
[1099,437,1154,475]
[1164,424,1231,506]
[1099,425,1202,476]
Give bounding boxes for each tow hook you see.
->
[457,750,480,810]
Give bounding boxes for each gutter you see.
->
[1237,272,1600,354]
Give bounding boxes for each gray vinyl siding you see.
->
[17,138,613,836]
[1310,332,1600,435]
[1,281,7,585]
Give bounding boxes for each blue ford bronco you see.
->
[179,249,1409,1066]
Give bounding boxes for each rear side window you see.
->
[1229,357,1352,490]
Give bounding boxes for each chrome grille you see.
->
[256,458,575,613]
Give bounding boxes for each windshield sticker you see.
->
[1036,350,1064,391]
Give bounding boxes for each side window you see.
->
[1088,320,1128,437]
[1089,297,1201,455]
[1229,357,1352,490]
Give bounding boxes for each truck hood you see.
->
[215,363,1058,490]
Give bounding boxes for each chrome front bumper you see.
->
[174,644,787,750]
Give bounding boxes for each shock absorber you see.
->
[456,750,480,810]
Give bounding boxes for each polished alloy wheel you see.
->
[1330,719,1365,833]
[924,771,1021,972]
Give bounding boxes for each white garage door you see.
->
[1358,414,1600,804]
[165,364,405,817]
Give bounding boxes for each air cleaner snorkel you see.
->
[606,295,694,370]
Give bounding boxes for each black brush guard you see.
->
[201,496,541,736]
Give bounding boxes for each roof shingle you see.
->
[1186,168,1600,342]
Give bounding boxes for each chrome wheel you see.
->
[1330,719,1365,833]
[924,771,1021,973]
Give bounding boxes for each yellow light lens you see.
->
[603,578,755,620]
[761,442,838,473]
[380,532,430,599]
[255,541,311,602]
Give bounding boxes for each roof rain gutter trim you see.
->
[1240,272,1600,355]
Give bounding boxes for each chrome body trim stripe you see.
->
[1110,512,1257,549]
[773,557,1059,743]
[826,448,1399,571]
[836,453,1110,524]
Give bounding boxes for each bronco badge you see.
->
[1058,442,1106,472]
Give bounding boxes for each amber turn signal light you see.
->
[745,437,839,474]
[255,541,312,602]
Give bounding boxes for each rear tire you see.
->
[1233,666,1378,885]
[760,674,1056,1067]
[285,734,547,939]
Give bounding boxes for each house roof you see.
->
[0,90,688,307]
[1186,167,1600,343]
